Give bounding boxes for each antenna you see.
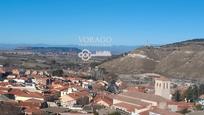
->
[146,40,149,47]
[143,40,149,47]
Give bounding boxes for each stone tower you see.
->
[155,77,171,100]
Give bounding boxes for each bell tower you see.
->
[155,77,171,100]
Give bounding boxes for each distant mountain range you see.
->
[100,39,204,81]
[0,44,138,55]
[15,47,82,53]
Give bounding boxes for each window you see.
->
[163,83,165,89]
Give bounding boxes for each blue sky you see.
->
[0,0,204,46]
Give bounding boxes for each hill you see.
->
[100,39,204,80]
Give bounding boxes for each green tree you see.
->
[182,87,193,102]
[182,86,199,102]
[195,104,203,110]
[199,84,204,95]
[178,108,190,114]
[192,85,199,100]
[108,111,121,115]
[173,90,181,102]
[52,69,63,76]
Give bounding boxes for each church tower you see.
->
[155,77,171,100]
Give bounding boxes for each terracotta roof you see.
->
[114,102,145,112]
[24,107,42,114]
[0,87,10,90]
[168,101,193,109]
[94,94,113,106]
[52,85,70,91]
[18,101,41,108]
[140,107,182,115]
[66,77,82,81]
[0,87,9,94]
[15,77,28,80]
[68,90,89,100]
[0,82,11,86]
[112,94,150,107]
[0,90,7,95]
[126,86,145,93]
[121,91,168,103]
[8,89,43,99]
[25,99,43,103]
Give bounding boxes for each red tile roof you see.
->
[66,77,82,81]
[112,94,150,107]
[168,101,193,109]
[140,107,182,115]
[121,91,168,103]
[0,82,11,86]
[24,107,42,114]
[68,90,89,100]
[114,102,145,112]
[18,101,41,108]
[94,94,113,106]
[25,99,43,103]
[126,86,145,93]
[0,87,9,94]
[8,89,43,99]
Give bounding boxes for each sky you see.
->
[0,0,204,46]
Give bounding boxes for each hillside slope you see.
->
[100,39,204,80]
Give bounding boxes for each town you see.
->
[0,63,203,115]
[1,0,204,115]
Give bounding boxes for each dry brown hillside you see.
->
[100,39,204,80]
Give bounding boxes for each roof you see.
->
[112,94,150,107]
[140,107,182,115]
[52,84,84,92]
[0,82,11,86]
[187,111,204,115]
[24,107,42,114]
[42,107,70,113]
[25,99,43,103]
[8,89,43,99]
[94,94,113,106]
[68,90,89,99]
[114,102,145,112]
[18,101,41,108]
[60,113,93,115]
[126,86,145,93]
[0,90,8,95]
[52,85,70,91]
[66,77,82,81]
[121,91,168,103]
[167,101,193,109]
[155,76,170,81]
